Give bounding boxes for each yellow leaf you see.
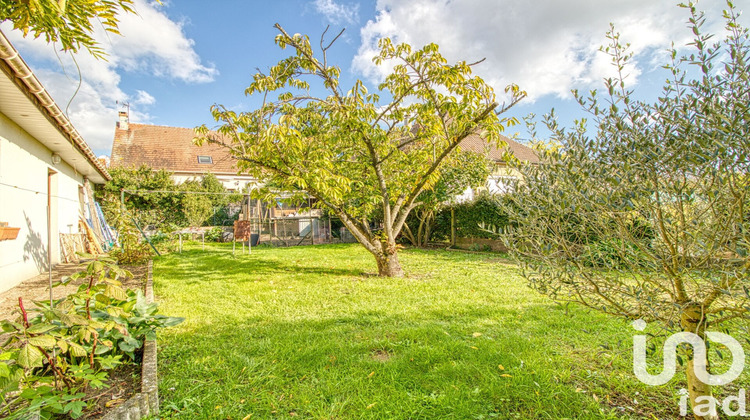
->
[366,403,377,409]
[498,364,505,370]
[472,332,482,337]
[470,346,478,350]
[368,371,375,378]
[242,415,253,420]
[500,374,513,378]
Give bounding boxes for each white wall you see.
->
[172,173,259,192]
[0,112,86,293]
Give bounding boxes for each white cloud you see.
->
[0,0,215,153]
[353,0,747,102]
[134,90,156,106]
[313,0,359,25]
[108,2,217,83]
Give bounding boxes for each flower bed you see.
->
[1,257,181,419]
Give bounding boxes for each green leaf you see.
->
[68,342,87,358]
[26,323,57,335]
[104,284,128,301]
[0,362,10,378]
[17,343,44,368]
[27,335,57,349]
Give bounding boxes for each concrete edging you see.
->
[101,259,159,419]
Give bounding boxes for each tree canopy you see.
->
[0,0,137,59]
[196,24,524,276]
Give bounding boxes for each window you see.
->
[197,155,213,164]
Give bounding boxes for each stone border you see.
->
[101,259,159,419]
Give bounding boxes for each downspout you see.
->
[47,172,53,306]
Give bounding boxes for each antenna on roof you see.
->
[116,100,130,117]
[116,100,130,130]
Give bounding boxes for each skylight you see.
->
[197,155,213,164]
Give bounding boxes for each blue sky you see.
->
[1,0,747,157]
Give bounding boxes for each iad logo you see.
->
[678,387,747,417]
[632,319,747,417]
[632,319,745,386]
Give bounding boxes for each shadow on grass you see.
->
[155,248,370,281]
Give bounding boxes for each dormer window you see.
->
[197,155,213,164]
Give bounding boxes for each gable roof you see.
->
[0,30,110,182]
[111,123,239,174]
[459,132,539,164]
[111,122,539,175]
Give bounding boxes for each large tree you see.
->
[504,4,749,418]
[196,24,524,276]
[0,0,136,59]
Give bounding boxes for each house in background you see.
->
[0,30,111,293]
[110,113,258,191]
[455,132,539,202]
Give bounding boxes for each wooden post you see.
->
[450,206,456,247]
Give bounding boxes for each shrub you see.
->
[106,199,153,265]
[0,256,182,419]
[433,192,513,240]
[205,226,224,242]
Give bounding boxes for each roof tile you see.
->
[111,124,238,174]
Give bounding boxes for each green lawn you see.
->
[151,243,702,419]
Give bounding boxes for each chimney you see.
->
[117,111,129,130]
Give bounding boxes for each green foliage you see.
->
[195,24,524,276]
[201,173,243,208]
[0,256,183,418]
[99,165,182,229]
[505,3,750,330]
[98,167,241,230]
[0,0,137,59]
[204,227,224,242]
[402,151,492,246]
[181,182,214,227]
[104,196,153,265]
[432,192,513,240]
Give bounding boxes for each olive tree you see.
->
[504,4,748,418]
[196,24,523,276]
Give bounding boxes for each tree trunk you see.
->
[402,223,417,247]
[681,304,719,420]
[422,212,433,246]
[375,251,404,277]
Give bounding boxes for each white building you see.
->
[454,132,540,202]
[0,30,110,293]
